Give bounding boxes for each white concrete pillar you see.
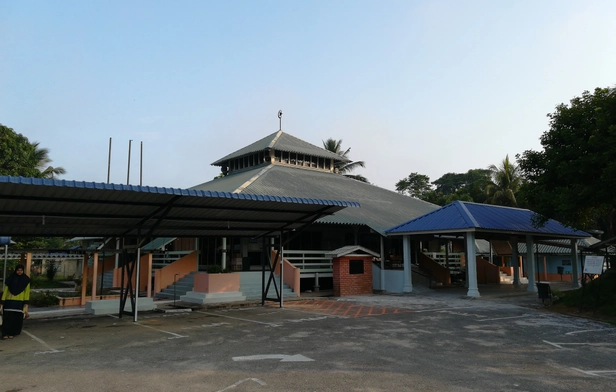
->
[526,235,537,292]
[571,239,581,288]
[466,232,480,297]
[511,237,520,286]
[403,235,412,293]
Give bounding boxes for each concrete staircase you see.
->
[240,272,298,300]
[500,271,529,284]
[155,271,298,301]
[156,272,196,300]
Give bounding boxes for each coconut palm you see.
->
[486,155,522,207]
[322,138,368,182]
[31,142,66,179]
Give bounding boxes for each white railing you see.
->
[281,250,333,275]
[423,252,466,273]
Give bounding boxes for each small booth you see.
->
[327,245,379,297]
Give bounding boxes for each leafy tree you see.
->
[395,172,432,199]
[517,86,616,237]
[0,124,40,177]
[0,124,65,179]
[32,141,66,179]
[485,155,523,207]
[431,169,491,205]
[322,138,368,182]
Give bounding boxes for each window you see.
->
[349,259,364,274]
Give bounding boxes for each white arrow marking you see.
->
[232,354,314,362]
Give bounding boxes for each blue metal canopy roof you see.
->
[386,201,589,239]
[0,176,359,238]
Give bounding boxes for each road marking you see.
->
[196,311,281,327]
[282,307,347,319]
[543,340,565,349]
[232,354,314,362]
[572,368,616,377]
[478,315,532,322]
[565,329,604,335]
[134,322,188,339]
[215,378,266,391]
[22,330,64,355]
[413,306,490,313]
[544,340,616,349]
[286,315,334,323]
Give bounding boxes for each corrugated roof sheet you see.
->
[211,131,348,166]
[387,201,589,238]
[0,175,359,238]
[142,237,176,251]
[192,164,438,235]
[325,245,380,258]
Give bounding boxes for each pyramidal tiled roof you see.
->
[211,131,348,166]
[386,201,590,238]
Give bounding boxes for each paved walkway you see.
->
[27,281,577,319]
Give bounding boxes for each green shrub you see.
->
[29,291,60,307]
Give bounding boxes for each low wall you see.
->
[194,273,240,293]
[154,251,198,294]
[476,257,500,284]
[272,251,300,296]
[372,265,404,293]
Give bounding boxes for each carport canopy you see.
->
[386,201,590,297]
[0,176,359,239]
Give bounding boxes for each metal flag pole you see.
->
[127,139,133,185]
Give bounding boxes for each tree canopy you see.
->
[0,124,65,179]
[396,169,491,205]
[517,86,616,236]
[0,124,40,177]
[395,172,432,199]
[486,155,523,207]
[322,138,368,182]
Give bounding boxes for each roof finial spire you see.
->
[278,110,283,131]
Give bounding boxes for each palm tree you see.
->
[486,155,522,207]
[322,138,368,182]
[31,142,66,179]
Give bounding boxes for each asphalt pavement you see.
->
[3,281,612,392]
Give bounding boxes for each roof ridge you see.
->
[455,201,480,228]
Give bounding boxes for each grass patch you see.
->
[550,268,616,325]
[30,276,74,289]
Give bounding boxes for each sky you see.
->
[2,0,616,192]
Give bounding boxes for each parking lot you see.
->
[1,289,615,392]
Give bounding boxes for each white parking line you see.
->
[544,340,616,349]
[572,368,616,377]
[413,305,492,313]
[196,311,281,327]
[215,378,266,391]
[565,329,605,335]
[134,322,188,339]
[22,330,64,355]
[478,315,532,322]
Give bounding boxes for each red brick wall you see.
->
[333,256,373,297]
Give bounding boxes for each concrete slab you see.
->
[85,298,155,315]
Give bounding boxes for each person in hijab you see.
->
[1,264,31,339]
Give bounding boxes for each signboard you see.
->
[583,255,604,275]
